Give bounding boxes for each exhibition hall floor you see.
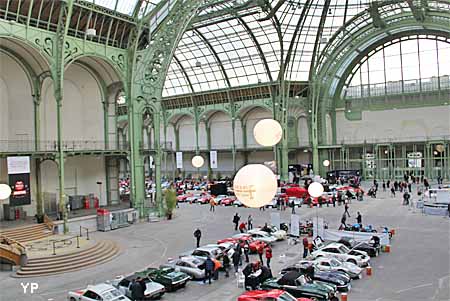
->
[0,186,449,301]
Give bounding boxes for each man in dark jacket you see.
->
[232,249,241,273]
[223,252,230,277]
[204,256,214,284]
[130,278,144,301]
[356,212,362,227]
[194,228,201,248]
[233,213,240,231]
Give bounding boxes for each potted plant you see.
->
[164,188,177,220]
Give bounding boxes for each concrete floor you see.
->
[0,184,449,301]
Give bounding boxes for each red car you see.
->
[177,194,191,202]
[220,197,235,206]
[219,235,267,253]
[285,187,309,199]
[238,289,312,301]
[196,195,211,205]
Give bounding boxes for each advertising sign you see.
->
[270,212,280,229]
[7,156,31,206]
[210,151,218,169]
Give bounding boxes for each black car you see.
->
[338,237,380,257]
[280,264,352,292]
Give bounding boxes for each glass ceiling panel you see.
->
[84,0,163,16]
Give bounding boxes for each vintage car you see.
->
[300,258,363,280]
[280,264,351,292]
[68,283,130,301]
[311,242,370,267]
[218,235,266,253]
[189,245,223,259]
[176,194,191,203]
[160,256,205,280]
[265,198,278,208]
[196,195,212,205]
[110,274,165,300]
[261,272,335,300]
[137,267,190,292]
[237,289,313,301]
[242,230,277,245]
[337,237,380,257]
[214,194,229,204]
[220,196,235,206]
[256,225,287,241]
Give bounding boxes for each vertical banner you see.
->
[176,152,183,169]
[313,217,325,239]
[7,156,31,206]
[290,214,300,237]
[270,212,280,228]
[210,150,218,169]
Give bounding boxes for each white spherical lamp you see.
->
[0,184,12,200]
[308,182,324,198]
[191,155,204,168]
[233,164,277,208]
[323,160,330,167]
[253,119,283,147]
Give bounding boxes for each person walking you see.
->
[232,248,241,273]
[356,212,362,227]
[332,195,336,207]
[247,215,253,230]
[302,237,309,258]
[291,200,296,214]
[257,244,264,265]
[138,277,146,299]
[223,251,230,278]
[194,228,201,248]
[340,213,347,229]
[391,186,396,197]
[209,197,215,212]
[233,213,240,231]
[387,180,391,189]
[243,241,250,263]
[204,256,214,284]
[344,202,350,217]
[239,222,247,233]
[265,245,273,269]
[447,203,450,219]
[382,181,386,192]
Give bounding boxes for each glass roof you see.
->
[84,0,163,16]
[163,0,374,96]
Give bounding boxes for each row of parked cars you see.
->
[237,234,387,301]
[67,225,287,301]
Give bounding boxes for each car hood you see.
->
[145,282,165,293]
[342,262,362,274]
[315,271,348,285]
[165,271,190,281]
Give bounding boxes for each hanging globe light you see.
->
[323,160,330,167]
[191,155,204,168]
[253,119,283,147]
[0,184,12,200]
[308,182,324,198]
[233,164,277,208]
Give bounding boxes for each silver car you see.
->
[160,256,206,280]
[110,275,165,300]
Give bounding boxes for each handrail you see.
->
[79,226,90,241]
[52,235,81,255]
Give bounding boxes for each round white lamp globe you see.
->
[308,182,324,198]
[191,155,204,168]
[233,164,277,208]
[323,160,330,167]
[0,184,12,200]
[253,119,283,147]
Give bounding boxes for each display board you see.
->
[270,212,280,229]
[7,156,31,206]
[210,151,218,169]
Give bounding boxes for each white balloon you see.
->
[308,182,324,198]
[253,119,283,147]
[323,160,330,167]
[233,164,278,208]
[191,155,204,168]
[0,184,12,200]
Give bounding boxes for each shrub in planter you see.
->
[164,188,177,220]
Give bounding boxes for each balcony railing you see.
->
[0,140,129,153]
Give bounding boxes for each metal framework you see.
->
[0,0,449,221]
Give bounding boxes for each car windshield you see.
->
[103,289,122,300]
[279,292,298,301]
[330,258,342,267]
[340,245,351,253]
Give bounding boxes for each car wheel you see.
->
[347,259,357,265]
[70,298,76,301]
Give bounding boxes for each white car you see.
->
[246,230,277,245]
[68,283,130,301]
[311,242,370,267]
[300,257,363,279]
[111,274,165,300]
[251,226,287,241]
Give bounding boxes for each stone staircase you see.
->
[0,224,52,243]
[15,240,120,277]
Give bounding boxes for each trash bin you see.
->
[96,208,111,231]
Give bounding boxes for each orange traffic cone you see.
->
[341,292,348,301]
[384,245,391,253]
[366,266,372,276]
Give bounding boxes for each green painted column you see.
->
[205,123,213,179]
[231,117,237,174]
[153,111,163,216]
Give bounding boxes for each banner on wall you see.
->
[7,156,31,206]
[210,151,218,169]
[313,217,325,239]
[176,152,183,169]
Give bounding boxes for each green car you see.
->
[261,271,336,301]
[137,267,190,292]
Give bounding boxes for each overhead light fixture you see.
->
[308,110,312,113]
[253,119,283,147]
[192,155,204,168]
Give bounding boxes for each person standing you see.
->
[209,197,215,212]
[356,212,362,227]
[329,292,339,301]
[247,215,253,230]
[223,251,230,278]
[194,228,201,248]
[344,202,350,217]
[265,245,273,268]
[130,278,144,301]
[204,256,214,284]
[391,186,396,197]
[232,249,241,273]
[233,213,240,231]
[291,200,296,214]
[243,241,250,263]
[382,181,386,192]
[138,277,146,299]
[302,237,309,258]
[341,213,347,229]
[239,222,247,233]
[447,203,450,218]
[257,244,264,265]
[387,180,391,189]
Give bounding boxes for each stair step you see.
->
[1,224,47,235]
[26,241,108,265]
[15,242,120,277]
[20,243,117,271]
